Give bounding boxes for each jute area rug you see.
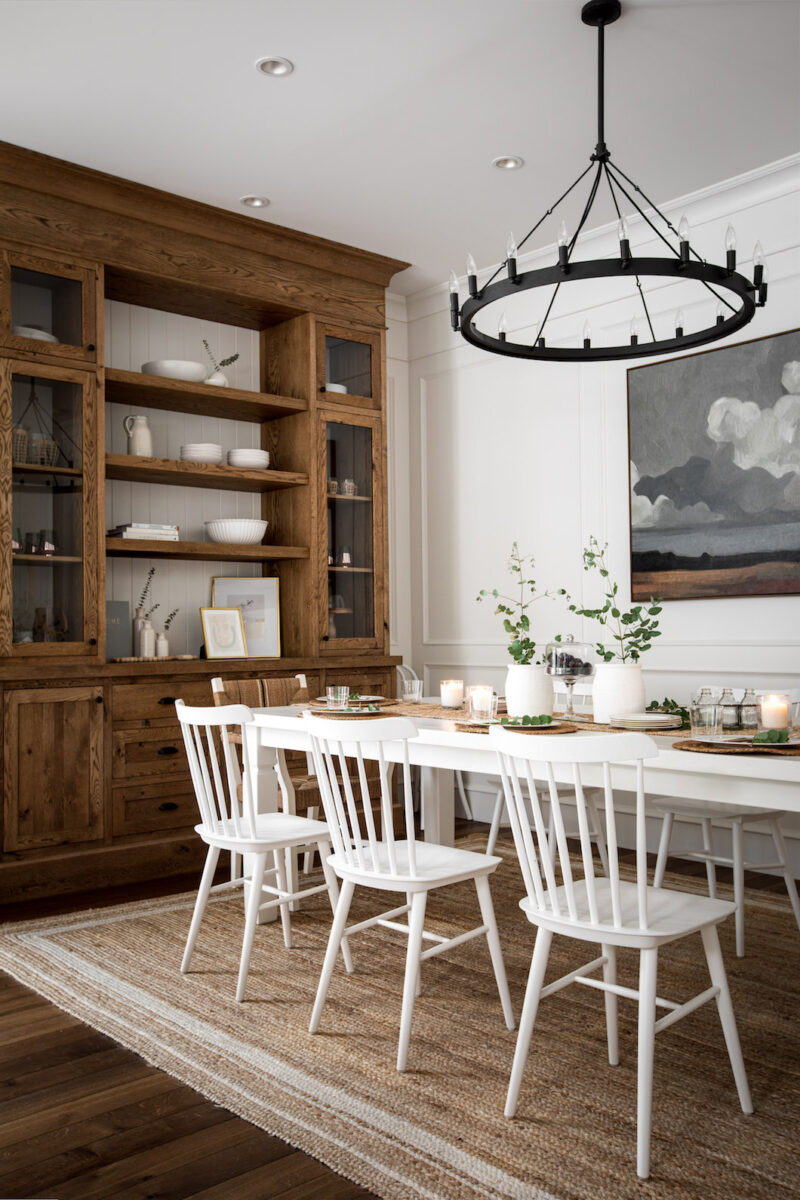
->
[0,837,798,1200]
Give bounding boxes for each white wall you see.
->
[388,153,800,865]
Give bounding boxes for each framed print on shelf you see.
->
[211,576,281,658]
[200,607,248,660]
[627,327,800,601]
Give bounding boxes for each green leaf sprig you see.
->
[646,697,690,729]
[567,536,663,663]
[477,543,566,665]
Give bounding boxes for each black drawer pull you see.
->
[158,801,178,812]
[158,696,177,706]
[157,746,179,756]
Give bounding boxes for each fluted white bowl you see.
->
[228,449,270,468]
[142,360,208,382]
[180,443,223,464]
[205,518,268,545]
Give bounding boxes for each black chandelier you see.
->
[450,0,768,363]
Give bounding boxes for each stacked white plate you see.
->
[180,443,223,465]
[227,448,270,469]
[609,712,683,730]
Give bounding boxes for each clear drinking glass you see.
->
[326,685,350,709]
[402,679,423,703]
[690,699,721,740]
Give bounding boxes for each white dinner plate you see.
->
[698,734,800,748]
[315,694,386,703]
[610,712,682,729]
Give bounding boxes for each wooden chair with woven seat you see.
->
[490,725,753,1180]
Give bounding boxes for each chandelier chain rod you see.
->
[536,161,604,344]
[602,163,656,341]
[606,161,738,315]
[479,162,596,293]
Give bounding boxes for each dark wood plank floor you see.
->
[0,820,796,1200]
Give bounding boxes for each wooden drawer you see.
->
[112,725,190,780]
[113,778,197,836]
[111,680,214,725]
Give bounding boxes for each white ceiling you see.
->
[0,0,798,294]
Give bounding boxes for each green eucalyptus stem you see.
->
[566,536,663,663]
[477,542,565,665]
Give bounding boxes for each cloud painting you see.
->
[627,329,800,600]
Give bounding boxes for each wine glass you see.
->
[545,635,595,721]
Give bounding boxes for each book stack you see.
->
[108,522,180,542]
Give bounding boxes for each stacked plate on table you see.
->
[609,712,683,731]
[180,443,223,465]
[227,448,270,469]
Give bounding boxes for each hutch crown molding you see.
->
[0,140,407,902]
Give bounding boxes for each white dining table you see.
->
[245,706,800,847]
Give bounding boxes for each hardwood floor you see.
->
[0,819,796,1200]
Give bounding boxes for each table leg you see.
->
[420,766,455,847]
[243,725,279,924]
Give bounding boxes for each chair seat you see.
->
[650,796,783,822]
[521,878,736,947]
[197,810,331,852]
[329,840,501,891]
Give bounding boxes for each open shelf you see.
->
[106,538,308,562]
[104,368,307,423]
[13,553,82,564]
[105,454,307,493]
[328,566,373,574]
[12,462,83,478]
[327,493,372,503]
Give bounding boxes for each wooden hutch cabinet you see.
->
[0,140,406,902]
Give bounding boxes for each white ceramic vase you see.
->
[123,414,153,457]
[132,606,146,656]
[139,619,155,658]
[155,632,169,658]
[592,662,646,724]
[505,664,554,718]
[205,370,229,387]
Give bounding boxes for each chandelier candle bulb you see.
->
[449,270,460,330]
[674,308,685,338]
[753,241,764,286]
[716,301,726,326]
[760,693,790,731]
[583,319,592,348]
[630,316,639,345]
[557,220,570,268]
[506,232,519,282]
[618,215,631,264]
[726,225,737,271]
[678,214,690,265]
[537,336,546,348]
[498,312,509,342]
[758,263,769,306]
[466,253,478,298]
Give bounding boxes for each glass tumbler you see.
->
[690,699,721,740]
[326,685,350,709]
[402,679,423,704]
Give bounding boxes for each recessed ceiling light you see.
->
[492,155,524,170]
[240,195,270,209]
[255,56,294,76]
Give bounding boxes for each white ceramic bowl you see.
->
[205,518,268,545]
[142,360,208,383]
[13,324,59,343]
[326,382,348,394]
[180,443,223,464]
[228,449,270,468]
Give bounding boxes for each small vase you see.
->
[139,619,155,658]
[592,662,646,724]
[205,370,229,387]
[505,664,554,718]
[123,414,153,457]
[132,606,146,656]
[155,632,169,658]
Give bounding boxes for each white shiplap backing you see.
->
[104,301,264,655]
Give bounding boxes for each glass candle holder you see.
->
[468,685,497,722]
[402,679,423,703]
[440,679,464,708]
[759,693,790,730]
[342,478,358,496]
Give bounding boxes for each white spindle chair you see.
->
[303,712,515,1071]
[176,701,352,1002]
[490,726,753,1180]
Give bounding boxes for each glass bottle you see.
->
[739,688,759,732]
[718,687,740,731]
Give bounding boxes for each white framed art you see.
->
[200,607,248,659]
[211,576,281,658]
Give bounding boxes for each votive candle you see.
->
[760,693,790,730]
[440,679,464,708]
[469,685,495,719]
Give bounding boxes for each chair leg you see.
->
[731,818,745,957]
[700,924,753,1115]
[397,891,428,1072]
[486,788,505,856]
[601,943,619,1066]
[768,819,800,936]
[455,770,473,821]
[273,849,293,950]
[236,852,268,1003]
[702,818,718,898]
[319,839,353,974]
[309,879,355,1034]
[653,811,673,888]
[505,928,553,1118]
[474,875,515,1030]
[407,892,422,996]
[230,851,241,882]
[636,946,658,1180]
[181,845,221,974]
[303,806,319,873]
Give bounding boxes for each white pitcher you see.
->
[123,414,153,457]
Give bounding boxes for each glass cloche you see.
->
[545,634,595,721]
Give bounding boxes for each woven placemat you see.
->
[454,720,579,735]
[673,738,800,757]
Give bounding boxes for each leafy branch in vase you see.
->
[202,339,240,374]
[138,567,156,611]
[163,608,180,632]
[477,542,566,665]
[567,536,662,663]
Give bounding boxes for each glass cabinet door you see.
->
[1,248,98,364]
[1,358,100,657]
[321,409,384,650]
[317,323,381,404]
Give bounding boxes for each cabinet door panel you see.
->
[3,686,104,851]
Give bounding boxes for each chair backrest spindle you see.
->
[176,700,257,840]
